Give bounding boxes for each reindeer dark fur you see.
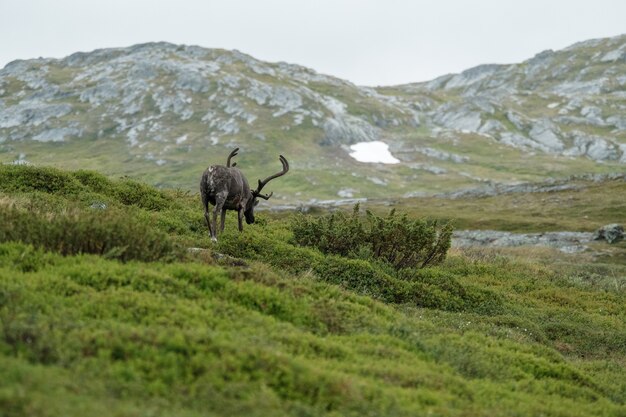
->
[200,148,289,241]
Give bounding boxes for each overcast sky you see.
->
[1,0,625,86]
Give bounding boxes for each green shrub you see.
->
[72,169,115,194]
[113,178,173,211]
[0,205,178,262]
[291,205,366,257]
[0,165,85,195]
[217,223,500,313]
[0,166,173,211]
[292,205,453,270]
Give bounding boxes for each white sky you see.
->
[1,0,625,86]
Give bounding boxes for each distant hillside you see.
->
[1,36,625,201]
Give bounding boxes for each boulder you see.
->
[593,224,624,244]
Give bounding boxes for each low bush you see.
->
[218,225,502,314]
[0,205,179,262]
[0,165,85,195]
[291,204,365,257]
[291,204,453,270]
[113,177,173,211]
[0,165,174,211]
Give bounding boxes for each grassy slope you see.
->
[0,165,625,416]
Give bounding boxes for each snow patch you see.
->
[349,141,400,164]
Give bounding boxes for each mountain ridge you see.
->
[1,34,625,200]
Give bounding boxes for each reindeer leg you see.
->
[220,208,227,232]
[212,199,225,243]
[201,189,214,239]
[237,208,244,232]
[204,202,213,238]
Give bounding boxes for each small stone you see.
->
[90,202,107,210]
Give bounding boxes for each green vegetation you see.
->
[0,165,625,416]
[292,204,452,270]
[368,178,626,233]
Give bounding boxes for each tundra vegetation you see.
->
[0,165,625,417]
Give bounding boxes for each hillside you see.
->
[1,165,625,416]
[1,36,626,201]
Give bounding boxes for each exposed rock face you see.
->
[453,230,593,253]
[432,104,482,131]
[593,224,624,244]
[322,116,379,146]
[0,42,390,154]
[394,33,626,165]
[0,102,72,129]
[564,132,620,161]
[528,119,563,152]
[1,35,625,197]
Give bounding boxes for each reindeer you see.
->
[200,148,289,241]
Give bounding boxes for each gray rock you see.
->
[415,147,468,163]
[600,48,626,62]
[268,86,302,116]
[321,116,379,146]
[0,102,72,128]
[152,89,193,119]
[499,132,537,150]
[90,202,108,210]
[245,80,273,105]
[505,111,526,130]
[438,181,582,199]
[79,80,119,105]
[175,70,211,93]
[337,188,356,198]
[367,177,388,186]
[565,131,619,162]
[528,119,564,152]
[453,230,593,253]
[606,115,626,131]
[443,64,503,90]
[433,107,482,132]
[551,78,608,96]
[407,163,447,175]
[221,98,257,124]
[478,119,505,135]
[219,75,240,89]
[593,224,624,244]
[524,49,555,76]
[33,126,82,142]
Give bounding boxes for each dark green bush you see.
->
[399,268,504,314]
[72,169,115,194]
[0,205,178,262]
[292,205,453,270]
[217,225,502,313]
[0,166,173,211]
[0,165,85,195]
[113,178,173,211]
[291,205,365,257]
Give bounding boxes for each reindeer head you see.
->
[244,154,289,224]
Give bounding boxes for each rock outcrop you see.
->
[593,224,624,244]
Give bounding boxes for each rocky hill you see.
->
[1,36,625,201]
[388,35,626,163]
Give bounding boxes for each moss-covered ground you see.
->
[0,165,625,416]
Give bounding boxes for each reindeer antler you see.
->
[226,148,239,167]
[252,155,289,200]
